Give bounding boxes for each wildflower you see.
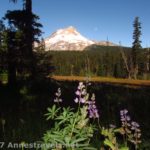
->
[120,109,131,127]
[128,121,142,149]
[74,82,99,118]
[80,98,86,103]
[74,97,79,103]
[54,88,62,103]
[120,109,128,115]
[119,109,132,137]
[130,121,141,145]
[131,121,140,130]
[120,109,141,148]
[55,88,61,97]
[75,90,81,96]
[74,82,87,104]
[78,82,85,90]
[87,94,99,119]
[89,108,99,119]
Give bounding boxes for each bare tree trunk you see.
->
[119,43,131,79]
[22,0,35,77]
[86,55,90,76]
[134,65,138,79]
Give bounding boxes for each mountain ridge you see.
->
[36,26,117,51]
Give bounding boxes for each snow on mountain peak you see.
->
[44,26,94,51]
[63,26,77,34]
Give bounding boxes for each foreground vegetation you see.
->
[0,79,150,149]
[43,82,141,150]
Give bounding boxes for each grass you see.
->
[52,75,150,87]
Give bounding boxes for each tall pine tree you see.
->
[4,0,42,84]
[131,17,142,79]
[9,0,42,77]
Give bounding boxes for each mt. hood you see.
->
[44,26,94,51]
[39,26,116,51]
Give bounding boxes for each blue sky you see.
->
[0,0,150,47]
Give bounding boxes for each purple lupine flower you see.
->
[75,90,81,96]
[89,108,99,118]
[120,109,131,127]
[130,121,141,146]
[78,82,85,90]
[120,109,141,147]
[131,121,140,129]
[74,82,87,104]
[119,109,132,136]
[87,94,99,119]
[74,98,79,103]
[74,82,99,119]
[120,109,128,116]
[54,88,62,103]
[80,98,86,103]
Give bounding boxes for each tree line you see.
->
[47,45,150,79]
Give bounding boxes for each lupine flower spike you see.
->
[120,109,131,128]
[130,121,141,148]
[87,93,99,119]
[54,88,62,103]
[74,82,87,104]
[74,82,99,119]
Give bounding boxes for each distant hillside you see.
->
[84,44,130,51]
[48,46,134,78]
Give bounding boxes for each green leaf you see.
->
[104,138,115,150]
[45,105,60,120]
[71,137,87,145]
[120,147,129,150]
[64,136,71,145]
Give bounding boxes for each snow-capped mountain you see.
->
[35,26,117,51]
[44,26,94,51]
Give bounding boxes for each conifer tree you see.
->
[9,0,41,77]
[6,0,42,81]
[131,17,142,79]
